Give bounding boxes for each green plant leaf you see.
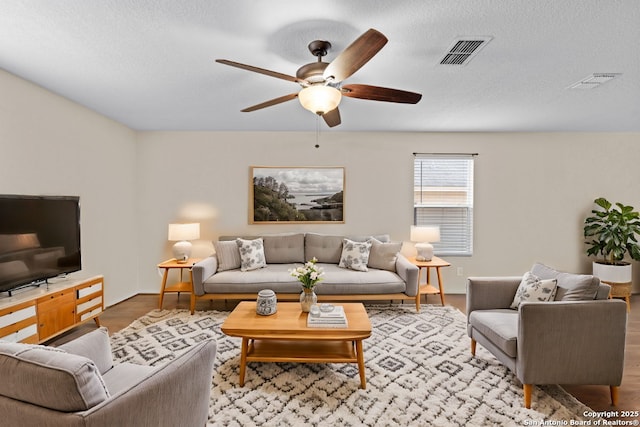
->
[594,197,611,210]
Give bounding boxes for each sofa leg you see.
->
[523,384,532,409]
[610,386,619,406]
[470,339,476,356]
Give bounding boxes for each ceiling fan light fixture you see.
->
[298,85,342,115]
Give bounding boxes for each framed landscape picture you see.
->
[250,166,345,224]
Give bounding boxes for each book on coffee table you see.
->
[307,305,348,328]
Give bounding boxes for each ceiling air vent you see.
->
[568,73,622,90]
[439,36,492,66]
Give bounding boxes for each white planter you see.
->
[592,261,632,284]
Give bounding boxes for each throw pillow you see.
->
[510,271,558,309]
[214,240,242,271]
[555,272,599,301]
[367,238,402,272]
[236,238,267,272]
[338,238,373,272]
[530,262,599,301]
[58,327,113,375]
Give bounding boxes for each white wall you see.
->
[3,69,639,304]
[0,70,138,305]
[136,131,640,294]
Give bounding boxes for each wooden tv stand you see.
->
[0,275,104,344]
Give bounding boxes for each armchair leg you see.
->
[610,386,619,406]
[470,339,476,356]
[523,384,532,409]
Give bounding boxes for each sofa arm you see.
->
[517,300,627,386]
[83,339,217,427]
[396,254,419,297]
[192,256,218,296]
[466,276,521,314]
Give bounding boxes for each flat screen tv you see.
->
[0,195,81,294]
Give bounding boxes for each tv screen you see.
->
[0,195,81,294]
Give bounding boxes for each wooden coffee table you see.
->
[221,302,372,389]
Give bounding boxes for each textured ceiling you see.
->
[1,0,639,132]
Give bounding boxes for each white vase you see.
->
[299,288,317,312]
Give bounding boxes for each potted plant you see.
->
[583,197,640,286]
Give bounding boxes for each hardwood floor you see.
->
[71,292,640,414]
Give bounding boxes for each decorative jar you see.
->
[256,289,277,316]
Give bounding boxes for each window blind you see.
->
[413,154,475,256]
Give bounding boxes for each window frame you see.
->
[413,153,475,256]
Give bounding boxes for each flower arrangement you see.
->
[289,257,324,289]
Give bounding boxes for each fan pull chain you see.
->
[315,115,320,148]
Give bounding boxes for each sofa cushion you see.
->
[510,271,557,309]
[204,264,303,293]
[202,263,406,295]
[0,341,109,411]
[214,241,242,271]
[263,233,305,264]
[304,233,344,263]
[101,362,156,395]
[58,327,113,375]
[531,263,599,301]
[468,309,519,358]
[339,239,373,272]
[236,238,266,271]
[367,239,401,272]
[315,264,406,294]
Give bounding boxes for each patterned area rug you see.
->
[110,305,596,426]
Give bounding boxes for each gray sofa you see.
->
[466,263,627,409]
[192,233,420,309]
[0,327,217,427]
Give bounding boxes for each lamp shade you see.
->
[168,223,200,241]
[410,226,440,243]
[298,85,342,115]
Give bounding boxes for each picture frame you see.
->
[250,166,345,224]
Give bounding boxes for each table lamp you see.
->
[168,223,200,263]
[410,226,440,261]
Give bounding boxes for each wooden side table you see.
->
[407,256,451,312]
[157,258,201,314]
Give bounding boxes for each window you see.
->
[413,154,474,256]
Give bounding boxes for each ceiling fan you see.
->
[216,28,422,128]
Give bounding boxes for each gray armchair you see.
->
[0,327,216,427]
[466,263,627,409]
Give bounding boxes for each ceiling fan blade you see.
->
[241,93,298,112]
[322,107,341,127]
[323,29,388,83]
[342,84,422,104]
[216,59,302,83]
